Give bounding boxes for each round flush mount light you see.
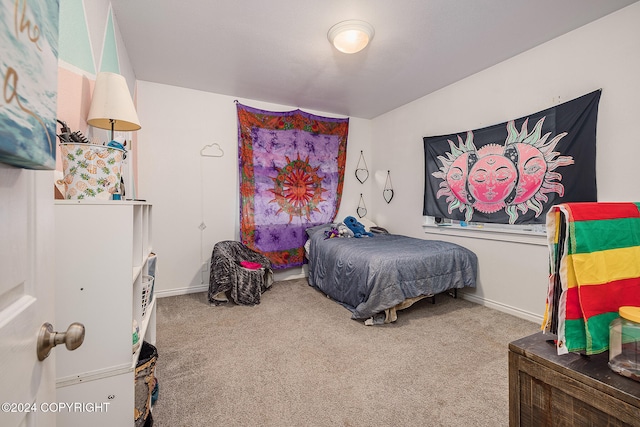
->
[327,20,375,54]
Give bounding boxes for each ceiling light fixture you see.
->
[327,20,375,54]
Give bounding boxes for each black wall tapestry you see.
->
[423,90,601,225]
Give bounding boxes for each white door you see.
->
[0,165,56,426]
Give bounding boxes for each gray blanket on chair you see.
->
[208,241,273,305]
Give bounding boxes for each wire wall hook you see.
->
[200,142,224,157]
[355,150,369,184]
[383,170,394,204]
[357,193,368,218]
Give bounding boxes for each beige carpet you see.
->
[150,278,538,426]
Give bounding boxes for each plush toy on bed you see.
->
[324,223,354,239]
[344,216,374,238]
[324,226,340,240]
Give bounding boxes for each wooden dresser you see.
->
[509,332,640,426]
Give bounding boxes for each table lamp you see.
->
[87,72,141,142]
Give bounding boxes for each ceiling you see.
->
[111,0,638,119]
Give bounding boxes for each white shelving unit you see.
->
[54,200,156,426]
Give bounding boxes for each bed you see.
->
[305,223,478,324]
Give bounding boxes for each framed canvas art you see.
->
[0,0,59,170]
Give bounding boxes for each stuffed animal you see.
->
[344,216,373,238]
[324,226,340,240]
[337,223,354,238]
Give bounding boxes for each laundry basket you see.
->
[59,143,125,199]
[134,341,158,427]
[141,275,154,318]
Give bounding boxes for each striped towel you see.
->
[542,202,640,355]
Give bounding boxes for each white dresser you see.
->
[54,200,156,426]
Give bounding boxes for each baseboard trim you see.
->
[459,291,543,324]
[272,265,308,282]
[154,272,309,299]
[156,284,208,298]
[155,282,544,325]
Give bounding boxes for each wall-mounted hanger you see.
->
[355,150,369,183]
[200,142,224,157]
[357,193,368,218]
[383,170,394,203]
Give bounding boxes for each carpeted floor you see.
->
[150,278,538,426]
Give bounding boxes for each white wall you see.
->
[135,84,373,296]
[370,3,640,322]
[135,3,640,320]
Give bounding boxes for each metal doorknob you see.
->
[37,322,85,361]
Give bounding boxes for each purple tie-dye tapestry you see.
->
[237,103,349,269]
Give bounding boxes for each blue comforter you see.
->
[307,229,478,320]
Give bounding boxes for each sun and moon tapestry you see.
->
[423,90,601,225]
[237,103,349,269]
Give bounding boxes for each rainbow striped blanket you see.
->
[542,202,640,355]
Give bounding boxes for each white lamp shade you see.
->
[87,72,141,132]
[328,20,375,54]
